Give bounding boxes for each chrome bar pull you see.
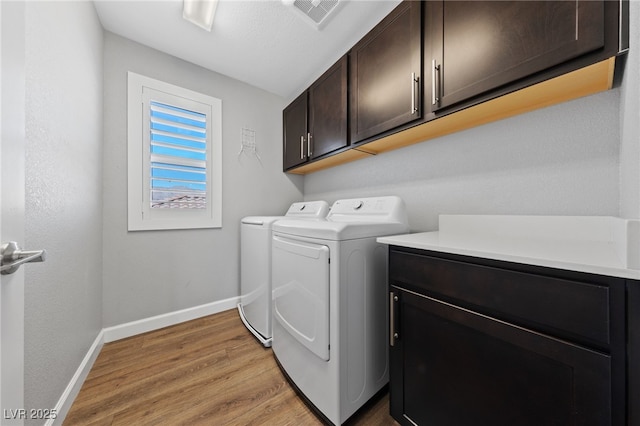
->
[300,135,305,160]
[390,292,399,346]
[1,241,46,275]
[431,59,440,106]
[411,72,419,114]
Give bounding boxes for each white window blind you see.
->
[149,101,207,209]
[128,72,222,231]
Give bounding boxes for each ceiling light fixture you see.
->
[183,0,219,32]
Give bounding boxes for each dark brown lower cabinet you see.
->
[391,289,610,425]
[388,247,628,425]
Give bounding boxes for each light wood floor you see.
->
[64,309,399,425]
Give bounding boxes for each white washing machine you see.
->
[238,200,329,347]
[271,196,409,424]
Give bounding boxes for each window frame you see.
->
[127,72,222,231]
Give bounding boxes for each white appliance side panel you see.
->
[272,235,330,361]
[340,239,390,421]
[240,223,272,338]
[368,244,390,383]
[345,247,366,402]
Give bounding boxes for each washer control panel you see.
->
[328,196,406,223]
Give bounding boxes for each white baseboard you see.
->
[48,330,104,426]
[102,296,239,343]
[51,296,239,425]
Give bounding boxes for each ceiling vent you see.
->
[287,0,342,29]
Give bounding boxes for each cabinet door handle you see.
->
[431,59,441,106]
[307,132,313,157]
[390,292,399,346]
[411,72,419,115]
[300,135,305,160]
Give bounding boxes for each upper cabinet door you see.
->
[428,1,605,111]
[350,1,422,144]
[309,55,348,160]
[283,92,308,171]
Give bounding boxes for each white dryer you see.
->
[271,196,409,424]
[238,200,329,347]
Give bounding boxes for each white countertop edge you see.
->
[377,232,640,281]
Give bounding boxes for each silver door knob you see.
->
[1,241,46,275]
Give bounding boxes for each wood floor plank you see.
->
[88,313,244,383]
[110,342,276,425]
[64,309,399,425]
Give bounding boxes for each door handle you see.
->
[1,241,46,275]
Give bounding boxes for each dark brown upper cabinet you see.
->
[284,0,627,174]
[427,1,607,111]
[283,92,308,171]
[309,55,349,159]
[282,55,348,171]
[349,1,422,145]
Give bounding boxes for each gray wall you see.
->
[305,89,622,231]
[24,1,104,422]
[620,1,640,219]
[102,33,303,327]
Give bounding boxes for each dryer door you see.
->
[272,234,330,361]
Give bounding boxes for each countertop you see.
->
[377,215,640,280]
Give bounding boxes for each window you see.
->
[127,72,222,231]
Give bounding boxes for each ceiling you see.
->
[94,0,402,101]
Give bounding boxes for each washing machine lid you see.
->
[241,216,286,226]
[273,196,409,241]
[241,200,329,227]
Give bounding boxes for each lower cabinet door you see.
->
[390,287,612,426]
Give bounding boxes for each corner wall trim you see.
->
[102,296,240,343]
[48,330,105,426]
